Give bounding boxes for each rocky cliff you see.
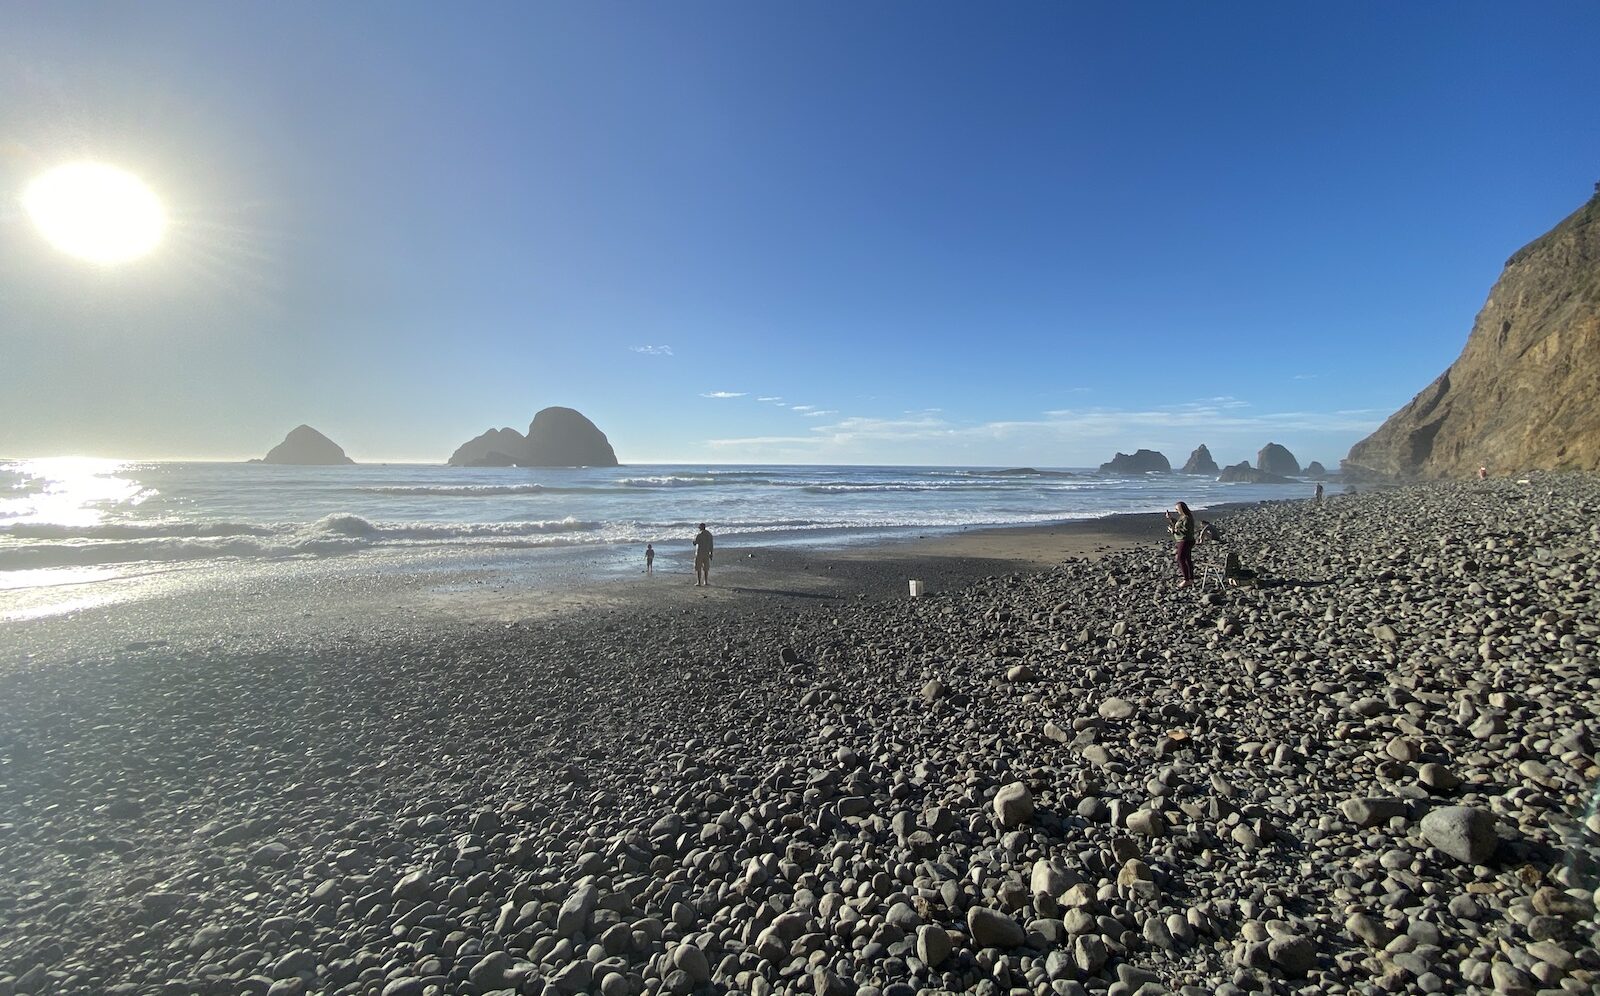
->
[1345,191,1600,479]
[446,408,619,467]
[260,425,354,465]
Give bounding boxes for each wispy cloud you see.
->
[706,398,1385,459]
[756,396,782,402]
[790,404,816,412]
[700,391,746,399]
[1291,373,1318,381]
[630,344,673,356]
[802,409,838,417]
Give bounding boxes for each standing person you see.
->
[645,543,654,575]
[1314,482,1324,503]
[1478,465,1488,481]
[1165,501,1195,589]
[692,523,714,586]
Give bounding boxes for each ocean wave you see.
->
[0,514,607,570]
[616,475,780,488]
[359,484,554,496]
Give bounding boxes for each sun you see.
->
[22,162,167,265]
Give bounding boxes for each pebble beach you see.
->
[1,477,1598,996]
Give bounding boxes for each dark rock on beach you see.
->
[1099,448,1171,473]
[259,424,355,465]
[1180,444,1219,475]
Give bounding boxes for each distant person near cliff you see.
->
[1478,465,1488,481]
[1165,502,1195,589]
[692,524,714,586]
[1315,482,1325,503]
[645,543,654,575]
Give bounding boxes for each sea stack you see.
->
[446,407,619,467]
[448,427,528,468]
[260,425,355,465]
[1181,444,1220,475]
[523,407,619,467]
[1098,449,1171,474]
[1217,461,1293,484]
[1345,189,1600,478]
[1256,442,1301,477]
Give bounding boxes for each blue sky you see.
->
[2,2,1597,466]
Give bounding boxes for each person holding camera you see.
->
[1165,501,1195,588]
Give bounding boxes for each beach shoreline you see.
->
[3,480,1592,995]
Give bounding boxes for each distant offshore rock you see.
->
[448,427,528,468]
[1180,444,1219,475]
[1217,460,1294,484]
[1256,442,1301,477]
[1346,189,1600,478]
[259,425,354,466]
[1098,449,1170,474]
[1306,461,1328,479]
[447,407,619,467]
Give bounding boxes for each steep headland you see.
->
[259,425,355,465]
[1346,190,1600,478]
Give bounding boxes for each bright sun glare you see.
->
[22,162,167,264]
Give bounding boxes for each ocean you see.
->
[0,458,1333,617]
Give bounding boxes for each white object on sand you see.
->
[908,580,925,597]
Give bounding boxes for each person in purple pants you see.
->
[1165,501,1195,588]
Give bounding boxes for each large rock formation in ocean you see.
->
[1257,442,1301,477]
[448,428,528,468]
[1098,449,1170,474]
[1217,461,1294,484]
[447,407,619,467]
[260,425,354,465]
[1181,444,1219,475]
[1345,190,1600,479]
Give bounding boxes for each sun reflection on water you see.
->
[0,457,154,526]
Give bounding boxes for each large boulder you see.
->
[1306,461,1328,479]
[1217,461,1294,484]
[1181,444,1219,475]
[1098,449,1171,474]
[445,408,620,467]
[1256,442,1301,477]
[260,425,354,465]
[448,427,527,468]
[1345,190,1600,479]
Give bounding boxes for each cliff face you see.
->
[261,425,354,465]
[1345,192,1600,479]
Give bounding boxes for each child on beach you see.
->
[645,543,654,575]
[1165,502,1195,588]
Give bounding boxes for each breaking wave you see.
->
[0,514,604,570]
